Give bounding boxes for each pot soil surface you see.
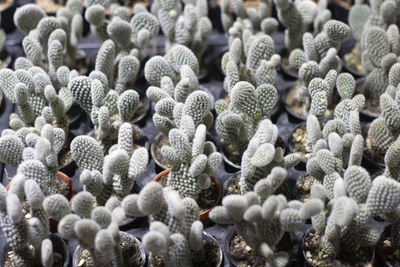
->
[229,233,291,267]
[290,124,310,160]
[296,175,316,202]
[304,230,374,267]
[149,238,220,267]
[381,236,400,267]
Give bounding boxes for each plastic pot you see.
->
[222,171,241,196]
[338,37,364,79]
[0,1,17,33]
[219,140,241,173]
[361,123,385,172]
[153,168,222,226]
[73,231,146,267]
[282,81,307,123]
[327,0,349,23]
[301,227,375,267]
[147,231,223,267]
[279,48,299,80]
[354,78,380,122]
[376,225,395,267]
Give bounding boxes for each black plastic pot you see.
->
[302,227,376,267]
[354,78,380,122]
[294,172,314,203]
[279,48,298,81]
[1,1,17,34]
[328,0,349,23]
[220,141,241,173]
[338,37,364,79]
[360,123,385,173]
[287,122,307,170]
[222,171,240,195]
[147,231,223,267]
[376,225,395,267]
[73,232,146,267]
[282,81,307,123]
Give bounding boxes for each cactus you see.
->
[69,69,143,150]
[71,123,148,205]
[366,63,400,162]
[308,171,400,260]
[0,178,69,266]
[57,191,135,267]
[146,70,213,136]
[0,124,66,195]
[240,119,301,193]
[84,2,159,62]
[210,167,323,266]
[161,123,222,200]
[216,80,279,164]
[274,0,318,51]
[151,0,211,60]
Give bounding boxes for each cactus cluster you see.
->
[240,119,301,193]
[85,2,160,62]
[57,190,136,266]
[68,68,143,150]
[0,177,70,266]
[121,182,207,266]
[150,0,212,60]
[309,168,400,259]
[15,1,84,72]
[146,63,214,136]
[210,167,324,266]
[0,123,66,195]
[71,122,148,204]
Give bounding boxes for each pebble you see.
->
[78,259,85,267]
[306,251,312,258]
[384,240,392,247]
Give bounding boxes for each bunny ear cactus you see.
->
[161,123,222,200]
[309,173,400,259]
[147,79,213,136]
[124,183,205,267]
[16,124,65,195]
[58,192,127,267]
[274,0,318,51]
[71,123,148,204]
[210,171,324,265]
[216,81,279,161]
[154,0,211,60]
[0,179,68,266]
[367,90,400,160]
[221,37,280,95]
[240,120,301,194]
